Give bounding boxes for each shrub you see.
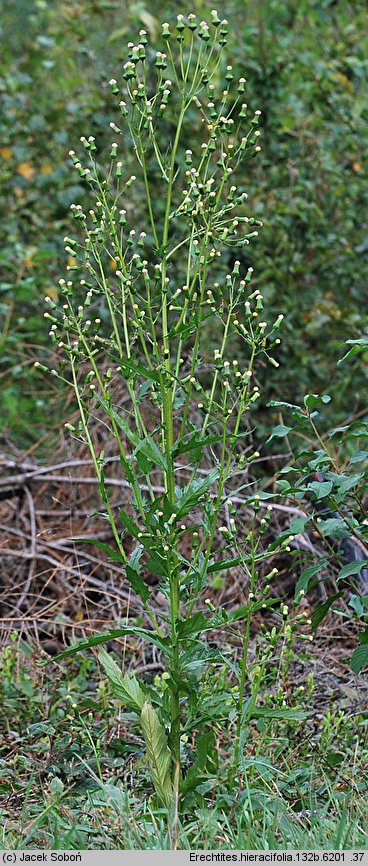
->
[268,337,368,674]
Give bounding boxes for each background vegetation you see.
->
[1,0,367,445]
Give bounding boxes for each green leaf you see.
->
[338,337,368,365]
[97,398,140,447]
[180,730,218,796]
[329,472,363,497]
[294,560,329,597]
[311,592,343,631]
[177,604,249,642]
[307,480,333,499]
[267,400,305,417]
[71,537,125,563]
[251,707,308,721]
[133,436,167,471]
[46,627,170,664]
[304,393,330,409]
[326,751,344,768]
[350,645,368,674]
[114,357,161,384]
[349,451,368,465]
[119,509,142,539]
[98,649,147,712]
[177,611,208,640]
[175,470,219,518]
[359,626,368,644]
[338,560,368,581]
[318,517,349,538]
[126,545,151,603]
[288,516,310,534]
[144,544,169,578]
[207,556,242,574]
[348,595,364,617]
[266,424,292,443]
[172,431,224,459]
[140,702,173,809]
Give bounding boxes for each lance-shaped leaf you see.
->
[180,730,218,796]
[126,545,151,603]
[44,626,171,664]
[133,436,167,471]
[177,604,250,641]
[175,470,219,518]
[338,560,368,581]
[71,537,126,563]
[311,592,343,631]
[140,701,173,809]
[98,649,147,712]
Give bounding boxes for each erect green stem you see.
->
[160,102,188,814]
[232,545,256,778]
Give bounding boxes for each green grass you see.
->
[2,780,368,849]
[1,639,367,850]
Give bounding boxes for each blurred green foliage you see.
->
[1,0,367,445]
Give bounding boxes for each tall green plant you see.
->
[37,12,301,840]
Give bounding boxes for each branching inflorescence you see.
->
[35,12,309,840]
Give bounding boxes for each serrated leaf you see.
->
[98,649,147,712]
[133,436,167,471]
[172,431,224,459]
[268,400,304,415]
[350,644,368,674]
[144,544,169,578]
[45,626,170,664]
[71,537,125,563]
[126,545,151,603]
[97,398,140,447]
[251,707,308,721]
[141,702,173,809]
[177,604,249,641]
[177,611,208,640]
[119,509,142,539]
[207,555,242,574]
[175,470,219,518]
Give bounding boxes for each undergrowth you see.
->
[1,641,367,850]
